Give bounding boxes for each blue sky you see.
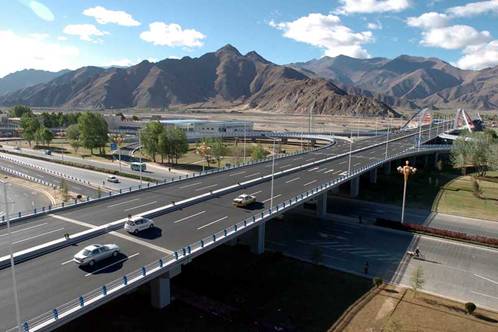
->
[1,0,498,77]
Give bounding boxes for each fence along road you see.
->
[0,122,450,331]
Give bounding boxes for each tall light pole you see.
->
[2,181,22,332]
[243,121,246,164]
[270,138,276,210]
[348,129,353,174]
[138,129,143,185]
[417,121,422,152]
[397,160,416,224]
[385,118,391,160]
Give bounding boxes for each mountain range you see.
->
[291,55,498,110]
[0,69,69,96]
[0,45,396,117]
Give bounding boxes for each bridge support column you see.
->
[316,192,327,217]
[239,222,266,255]
[311,139,316,147]
[350,177,360,198]
[281,138,288,144]
[150,275,171,309]
[383,161,391,175]
[369,168,377,184]
[424,155,429,168]
[434,152,439,168]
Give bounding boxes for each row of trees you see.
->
[450,130,498,176]
[140,122,189,164]
[20,113,54,147]
[10,105,80,128]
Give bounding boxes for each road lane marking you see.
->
[262,194,282,203]
[13,227,65,244]
[279,163,292,169]
[474,274,498,285]
[0,223,48,237]
[107,198,140,208]
[338,161,347,165]
[244,172,260,178]
[229,171,246,176]
[197,216,228,230]
[307,167,319,172]
[303,180,317,186]
[324,169,335,174]
[293,157,303,161]
[109,231,174,254]
[84,252,140,277]
[285,177,300,184]
[250,190,262,196]
[354,162,362,166]
[124,201,158,212]
[195,184,218,192]
[48,214,96,229]
[61,258,74,265]
[174,211,206,224]
[179,182,202,189]
[471,291,498,300]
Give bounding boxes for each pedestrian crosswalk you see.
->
[297,239,404,262]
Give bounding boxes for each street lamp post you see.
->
[385,118,391,160]
[138,129,143,185]
[397,160,417,224]
[243,121,246,164]
[348,129,353,174]
[2,181,22,332]
[270,138,276,210]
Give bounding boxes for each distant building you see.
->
[159,119,253,135]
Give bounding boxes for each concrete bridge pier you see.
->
[350,177,360,198]
[150,266,181,309]
[239,222,266,255]
[369,168,378,184]
[383,161,391,174]
[316,192,327,217]
[434,152,440,167]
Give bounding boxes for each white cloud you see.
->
[0,30,80,78]
[447,0,498,17]
[456,40,498,69]
[335,0,411,15]
[367,21,382,30]
[63,24,108,42]
[57,35,67,41]
[24,0,55,21]
[140,22,206,47]
[406,12,449,29]
[420,25,491,49]
[83,6,140,26]
[269,13,373,58]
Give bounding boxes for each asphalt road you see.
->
[266,214,498,310]
[0,123,446,330]
[0,180,51,218]
[0,158,97,198]
[327,196,498,239]
[1,146,176,181]
[0,152,142,192]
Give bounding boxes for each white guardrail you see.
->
[0,133,336,226]
[10,143,452,332]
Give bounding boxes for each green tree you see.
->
[450,132,495,176]
[210,138,228,168]
[78,112,108,155]
[158,131,170,163]
[410,266,425,298]
[66,124,81,153]
[167,127,188,164]
[9,105,32,118]
[140,122,164,162]
[196,139,212,169]
[251,144,267,160]
[60,179,69,202]
[465,302,476,315]
[373,277,384,288]
[35,127,54,146]
[20,113,41,146]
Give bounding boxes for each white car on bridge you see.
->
[124,216,154,234]
[73,244,120,266]
[233,194,256,207]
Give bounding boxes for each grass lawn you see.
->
[341,285,498,332]
[435,172,498,221]
[358,166,498,221]
[58,245,372,332]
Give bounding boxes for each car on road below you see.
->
[107,175,120,183]
[44,150,51,155]
[124,216,154,234]
[233,194,256,207]
[73,244,120,266]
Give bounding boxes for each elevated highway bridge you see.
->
[0,118,456,332]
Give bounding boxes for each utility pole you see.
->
[2,181,22,332]
[270,138,276,210]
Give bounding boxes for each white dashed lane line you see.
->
[197,216,228,230]
[124,201,158,212]
[174,211,206,224]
